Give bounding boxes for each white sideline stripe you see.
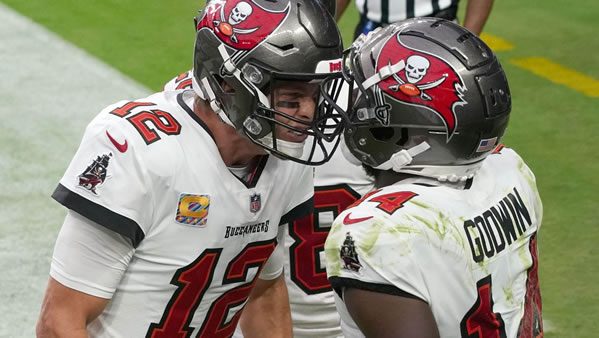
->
[0,3,149,337]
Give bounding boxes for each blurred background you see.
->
[0,0,597,336]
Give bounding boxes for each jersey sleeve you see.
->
[325,207,431,303]
[50,210,134,298]
[52,107,155,246]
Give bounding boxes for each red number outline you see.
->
[127,109,181,144]
[289,184,360,294]
[110,101,181,144]
[110,101,154,117]
[460,275,507,338]
[198,241,276,337]
[517,234,543,338]
[369,191,417,214]
[348,189,417,215]
[147,240,276,338]
[172,72,193,90]
[147,249,221,338]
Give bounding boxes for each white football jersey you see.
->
[325,147,544,338]
[52,89,313,338]
[165,71,376,337]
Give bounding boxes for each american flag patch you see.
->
[476,137,498,152]
[175,194,210,227]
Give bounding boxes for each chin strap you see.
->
[373,142,431,171]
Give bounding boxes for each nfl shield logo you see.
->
[250,193,261,213]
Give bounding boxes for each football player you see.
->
[165,67,373,338]
[324,18,544,337]
[164,1,376,336]
[35,1,344,337]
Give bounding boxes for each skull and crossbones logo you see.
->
[213,1,258,43]
[389,55,448,100]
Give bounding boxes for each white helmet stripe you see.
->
[361,59,405,90]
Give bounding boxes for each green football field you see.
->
[1,0,597,337]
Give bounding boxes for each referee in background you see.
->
[336,0,494,38]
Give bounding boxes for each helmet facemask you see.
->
[242,69,347,165]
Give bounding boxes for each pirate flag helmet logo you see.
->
[197,0,290,51]
[375,32,467,140]
[192,0,345,166]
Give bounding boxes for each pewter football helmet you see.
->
[193,0,344,165]
[333,18,511,181]
[316,0,336,17]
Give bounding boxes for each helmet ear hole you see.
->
[370,127,394,141]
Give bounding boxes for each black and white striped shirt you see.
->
[355,0,459,23]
